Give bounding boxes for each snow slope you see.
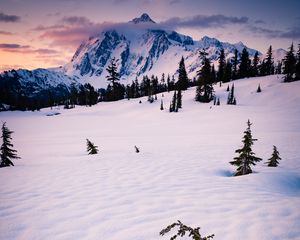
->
[0,75,300,240]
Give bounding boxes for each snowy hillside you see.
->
[0,75,299,240]
[64,13,259,88]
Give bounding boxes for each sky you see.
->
[0,0,299,71]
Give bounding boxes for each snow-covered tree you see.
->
[0,122,20,167]
[230,120,262,176]
[86,139,98,155]
[266,145,281,167]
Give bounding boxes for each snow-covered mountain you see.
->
[0,68,80,104]
[64,13,260,88]
[1,13,286,102]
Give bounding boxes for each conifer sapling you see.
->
[0,122,20,167]
[257,84,262,93]
[160,99,164,110]
[266,145,281,167]
[230,120,262,176]
[86,139,98,155]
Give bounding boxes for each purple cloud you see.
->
[0,12,21,23]
[61,16,92,26]
[0,43,29,49]
[161,14,249,29]
[0,30,13,35]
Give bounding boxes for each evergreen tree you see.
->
[217,49,226,84]
[134,77,140,98]
[283,43,296,82]
[177,90,182,109]
[0,122,20,167]
[167,74,171,92]
[232,49,239,80]
[238,48,251,79]
[296,44,300,80]
[264,45,274,75]
[172,91,178,112]
[177,57,189,90]
[226,85,230,91]
[275,61,282,74]
[106,58,120,100]
[223,60,232,83]
[134,146,140,153]
[257,84,261,93]
[211,65,217,84]
[227,84,236,105]
[195,51,214,103]
[266,145,281,167]
[252,51,260,77]
[160,99,164,110]
[216,98,220,105]
[230,120,262,176]
[86,139,98,155]
[169,102,173,112]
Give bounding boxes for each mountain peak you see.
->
[131,13,156,24]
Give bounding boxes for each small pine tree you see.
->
[227,84,236,105]
[160,99,164,110]
[216,98,220,105]
[0,122,20,167]
[226,85,230,92]
[86,139,98,155]
[232,97,236,105]
[230,120,262,176]
[266,145,281,167]
[134,146,140,153]
[257,84,261,93]
[160,220,214,240]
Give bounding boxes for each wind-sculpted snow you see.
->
[0,75,299,240]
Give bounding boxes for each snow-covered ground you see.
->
[0,75,299,240]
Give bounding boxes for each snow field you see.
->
[0,75,299,240]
